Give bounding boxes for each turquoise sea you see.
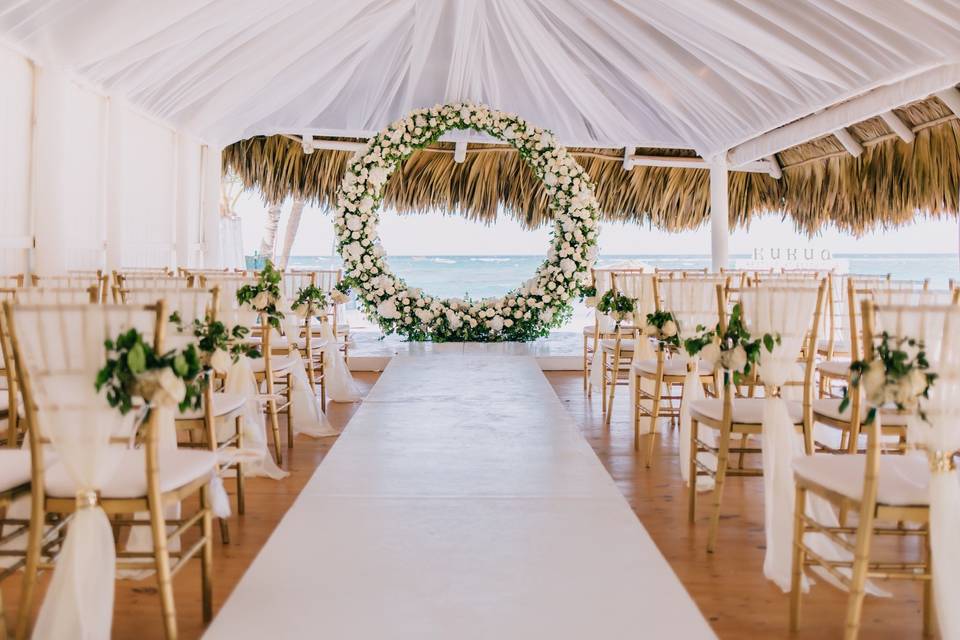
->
[282,253,960,299]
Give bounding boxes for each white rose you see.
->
[541,309,554,323]
[210,348,232,375]
[699,341,721,368]
[662,320,678,338]
[445,309,462,330]
[722,344,748,372]
[139,367,186,407]
[346,216,363,231]
[488,315,504,332]
[251,291,272,309]
[504,318,514,328]
[368,166,389,187]
[331,290,349,305]
[377,299,400,319]
[559,258,576,275]
[544,173,558,186]
[359,196,374,212]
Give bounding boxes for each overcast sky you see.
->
[237,191,960,258]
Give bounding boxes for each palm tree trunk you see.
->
[259,203,282,262]
[278,198,306,270]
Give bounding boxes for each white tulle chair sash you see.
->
[660,278,724,489]
[876,304,960,637]
[11,305,156,639]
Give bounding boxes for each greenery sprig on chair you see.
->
[597,289,635,325]
[237,260,284,329]
[643,310,680,349]
[95,329,204,415]
[683,302,780,384]
[291,285,328,318]
[840,332,936,423]
[170,311,261,373]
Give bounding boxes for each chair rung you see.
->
[170,538,207,578]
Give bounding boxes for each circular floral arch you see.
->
[334,102,600,342]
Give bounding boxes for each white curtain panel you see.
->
[660,277,725,490]
[876,305,960,638]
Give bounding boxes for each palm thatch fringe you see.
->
[222,95,960,235]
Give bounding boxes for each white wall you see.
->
[0,44,227,276]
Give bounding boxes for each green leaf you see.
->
[127,342,147,374]
[763,334,774,352]
[172,354,188,376]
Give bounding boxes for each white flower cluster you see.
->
[333,102,600,341]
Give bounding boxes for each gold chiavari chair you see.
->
[120,287,247,538]
[632,276,725,457]
[585,267,644,396]
[0,445,32,636]
[5,300,217,639]
[113,274,193,301]
[789,299,951,639]
[812,286,959,454]
[281,272,327,404]
[688,281,826,552]
[0,275,26,289]
[31,273,108,302]
[654,267,709,277]
[0,289,19,448]
[602,272,656,425]
[313,269,351,360]
[251,313,295,465]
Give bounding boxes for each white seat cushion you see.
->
[600,339,636,352]
[812,398,909,425]
[0,449,31,493]
[45,449,217,499]
[176,393,246,420]
[632,359,714,377]
[817,360,851,378]
[817,338,850,354]
[691,397,803,425]
[793,453,929,506]
[249,355,296,374]
[582,325,595,336]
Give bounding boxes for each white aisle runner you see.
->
[205,352,714,639]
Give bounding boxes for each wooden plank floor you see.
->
[2,371,927,638]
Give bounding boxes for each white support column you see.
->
[30,66,69,275]
[709,157,730,272]
[200,145,224,268]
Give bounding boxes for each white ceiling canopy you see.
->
[2,0,960,156]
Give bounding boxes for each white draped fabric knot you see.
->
[317,321,361,402]
[224,357,288,479]
[899,308,960,638]
[660,278,722,491]
[745,286,880,594]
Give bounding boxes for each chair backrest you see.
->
[657,276,728,340]
[31,274,106,300]
[610,272,656,318]
[0,275,26,288]
[15,287,100,305]
[119,287,219,326]
[654,267,708,276]
[282,271,318,301]
[199,274,258,327]
[115,275,192,295]
[731,281,826,391]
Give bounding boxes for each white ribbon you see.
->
[224,357,288,479]
[317,321,361,402]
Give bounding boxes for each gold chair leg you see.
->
[632,374,641,452]
[264,372,283,465]
[286,373,294,449]
[235,415,245,515]
[605,351,621,426]
[150,494,178,639]
[789,485,806,632]
[688,419,699,524]
[645,373,663,467]
[15,499,45,640]
[843,515,874,640]
[706,431,731,554]
[200,486,214,625]
[582,336,589,392]
[922,527,934,637]
[218,517,230,544]
[600,351,608,415]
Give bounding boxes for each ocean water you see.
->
[284,253,960,298]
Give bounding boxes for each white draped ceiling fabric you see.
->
[1,0,960,271]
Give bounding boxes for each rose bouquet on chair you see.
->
[291,285,328,319]
[684,302,780,383]
[580,283,598,308]
[597,289,635,327]
[330,280,351,305]
[95,328,205,415]
[643,310,680,350]
[236,260,285,329]
[840,332,936,423]
[170,311,262,374]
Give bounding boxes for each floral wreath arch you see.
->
[334,102,600,342]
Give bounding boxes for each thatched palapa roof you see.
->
[223,94,960,235]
